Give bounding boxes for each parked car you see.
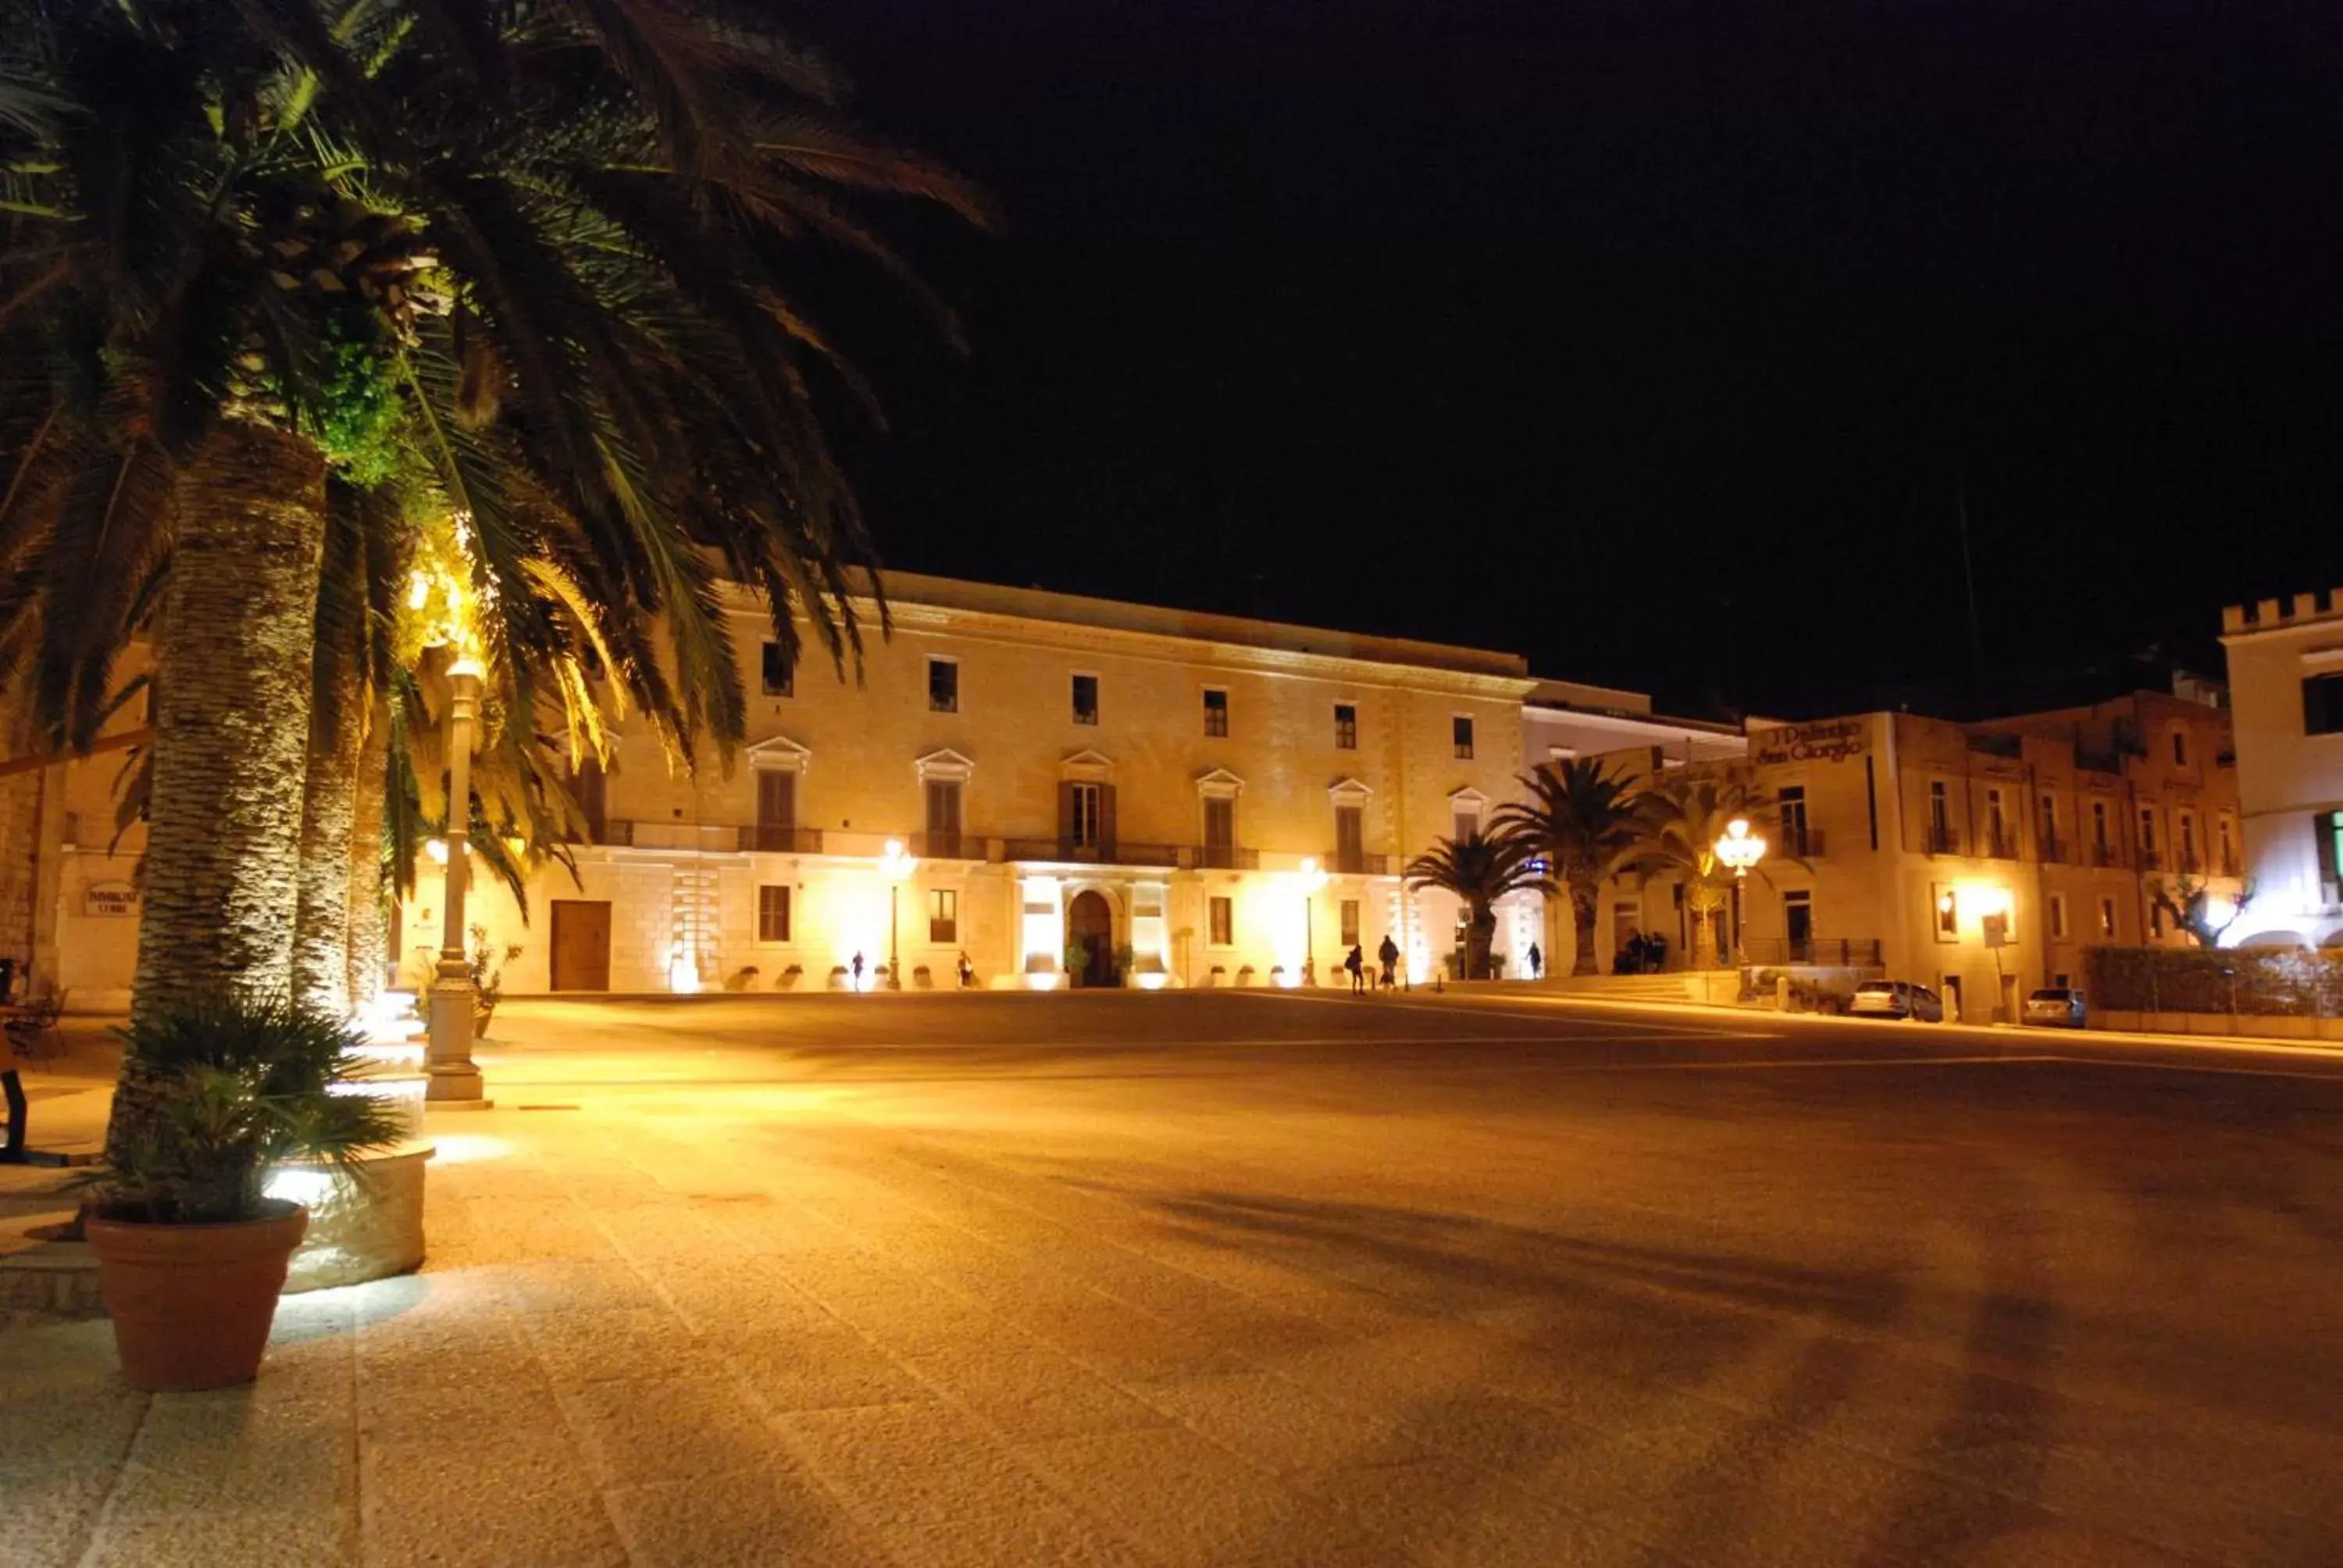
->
[2023,985,2087,1028]
[1849,980,1945,1022]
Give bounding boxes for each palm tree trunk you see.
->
[1570,879,1601,975]
[116,422,326,1157]
[1467,903,1495,979]
[1688,887,1722,970]
[344,695,390,1010]
[292,655,362,1014]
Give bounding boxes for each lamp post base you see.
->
[425,967,489,1107]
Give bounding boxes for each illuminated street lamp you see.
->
[880,838,918,991]
[1299,855,1329,985]
[426,653,487,1104]
[1714,817,1767,879]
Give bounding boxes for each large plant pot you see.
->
[84,1200,308,1392]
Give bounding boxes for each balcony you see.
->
[1983,827,2019,860]
[1191,845,1261,871]
[1001,838,1184,868]
[1778,825,1824,858]
[2217,853,2241,878]
[2138,847,2162,871]
[1923,824,1960,855]
[2038,835,2067,864]
[1324,849,1393,876]
[2089,843,2120,868]
[907,831,983,861]
[1740,936,1884,968]
[738,825,825,854]
[2176,853,2203,876]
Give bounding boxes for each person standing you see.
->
[1526,941,1543,981]
[851,951,867,990]
[1377,933,1400,990]
[1345,944,1366,995]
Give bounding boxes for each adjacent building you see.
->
[2220,591,2343,948]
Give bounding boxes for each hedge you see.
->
[2083,945,2343,1016]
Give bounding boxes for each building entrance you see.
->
[1068,890,1115,988]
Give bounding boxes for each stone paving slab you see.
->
[6,993,2343,1566]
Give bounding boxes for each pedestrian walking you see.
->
[957,951,976,990]
[1377,933,1400,991]
[1345,944,1366,995]
[1624,932,1647,974]
[851,950,866,989]
[1526,941,1543,980]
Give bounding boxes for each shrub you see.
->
[2084,945,2343,1015]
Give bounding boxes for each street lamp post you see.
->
[426,657,488,1105]
[1299,856,1328,985]
[1712,818,1767,968]
[881,839,917,991]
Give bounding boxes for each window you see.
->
[2179,814,2198,868]
[1935,885,1959,939]
[925,779,962,839]
[1986,788,2007,853]
[2305,674,2343,736]
[1071,674,1099,726]
[1928,780,1950,848]
[1068,782,1104,850]
[928,657,958,713]
[928,888,958,944]
[1334,804,1365,868]
[1334,704,1357,750]
[2149,901,2165,939]
[760,641,792,697]
[2316,811,2343,898]
[1778,786,1808,855]
[1203,688,1229,736]
[755,770,797,851]
[1453,715,1475,760]
[2220,816,2237,873]
[2091,800,2109,855]
[2039,793,2058,848]
[1453,810,1478,844]
[1340,900,1361,946]
[2138,807,2157,855]
[757,885,792,943]
[1208,896,1234,946]
[2171,729,2188,767]
[2099,896,2118,939]
[2049,893,2068,939]
[1201,798,1237,869]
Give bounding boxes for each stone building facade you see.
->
[402,573,1537,995]
[2220,590,2343,948]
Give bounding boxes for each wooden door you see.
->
[550,900,612,991]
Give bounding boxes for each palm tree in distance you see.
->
[1403,829,1553,982]
[1627,775,1784,971]
[0,0,990,1035]
[1492,757,1644,977]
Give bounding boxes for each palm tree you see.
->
[1626,776,1781,970]
[1403,829,1553,981]
[1,1,988,1036]
[1492,757,1643,977]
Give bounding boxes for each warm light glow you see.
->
[263,1167,334,1207]
[1297,856,1328,893]
[1937,891,1956,914]
[1134,971,1171,991]
[425,838,449,865]
[1024,971,1061,992]
[448,656,485,681]
[668,948,702,993]
[1955,881,2013,919]
[430,1133,512,1164]
[1714,818,1767,876]
[879,839,918,882]
[2206,893,2244,936]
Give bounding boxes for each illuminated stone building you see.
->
[2220,591,2343,949]
[408,573,1536,994]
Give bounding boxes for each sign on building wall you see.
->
[1751,720,1868,768]
[81,880,139,918]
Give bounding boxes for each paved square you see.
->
[5,990,2341,1565]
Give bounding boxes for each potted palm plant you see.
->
[80,996,401,1392]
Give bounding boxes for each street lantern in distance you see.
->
[880,839,918,991]
[1715,817,1767,879]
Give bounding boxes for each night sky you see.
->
[796,0,2343,720]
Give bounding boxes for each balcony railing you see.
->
[2089,843,2120,868]
[2038,834,2067,864]
[2138,847,2162,871]
[907,831,982,861]
[1740,936,1885,968]
[1984,827,2018,860]
[2176,853,2202,876]
[2218,853,2241,878]
[739,825,825,854]
[1324,849,1393,876]
[1924,824,1960,855]
[1191,845,1261,871]
[1778,825,1824,858]
[1000,838,1184,868]
[580,819,632,847]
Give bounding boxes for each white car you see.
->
[2023,986,2087,1028]
[1849,980,1945,1022]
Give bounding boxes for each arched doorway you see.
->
[1068,890,1114,988]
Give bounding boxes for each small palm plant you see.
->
[87,996,403,1226]
[1626,777,1785,970]
[1492,757,1645,976]
[1403,829,1553,980]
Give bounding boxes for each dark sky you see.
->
[795,0,2343,719]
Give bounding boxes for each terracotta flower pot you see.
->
[84,1199,309,1392]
